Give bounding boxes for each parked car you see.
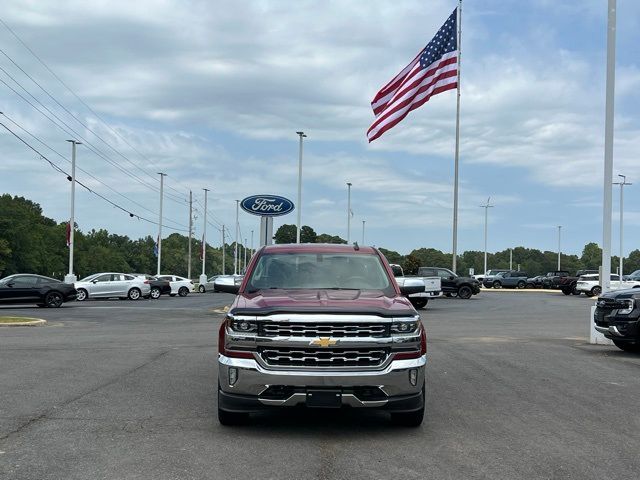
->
[483,271,529,289]
[198,275,219,293]
[156,275,194,297]
[576,274,640,297]
[74,273,151,301]
[594,289,640,352]
[217,243,426,426]
[557,270,599,295]
[472,269,509,283]
[0,274,77,308]
[389,264,441,309]
[417,267,480,299]
[213,274,244,293]
[130,274,171,299]
[624,270,640,282]
[540,271,571,289]
[526,275,546,288]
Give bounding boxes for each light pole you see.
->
[614,174,632,276]
[362,220,366,245]
[221,225,226,275]
[65,139,81,283]
[557,225,562,270]
[234,200,239,275]
[347,182,352,243]
[251,230,254,258]
[157,172,167,276]
[199,188,209,287]
[296,131,306,243]
[479,197,493,275]
[244,238,248,272]
[509,248,513,271]
[188,190,192,279]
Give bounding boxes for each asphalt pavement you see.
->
[1,291,639,480]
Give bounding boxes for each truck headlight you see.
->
[618,299,634,315]
[231,320,257,333]
[391,320,419,334]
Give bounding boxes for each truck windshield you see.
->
[246,252,394,293]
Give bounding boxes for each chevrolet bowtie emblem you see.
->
[310,337,338,348]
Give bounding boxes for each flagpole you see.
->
[451,0,462,274]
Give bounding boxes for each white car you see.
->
[75,273,151,301]
[472,269,509,283]
[576,274,640,297]
[156,275,194,297]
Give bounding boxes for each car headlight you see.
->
[228,316,258,333]
[617,299,635,315]
[391,320,419,334]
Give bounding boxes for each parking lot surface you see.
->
[1,292,639,480]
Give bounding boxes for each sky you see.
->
[1,0,639,257]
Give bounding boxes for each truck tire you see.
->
[562,288,572,295]
[457,285,473,299]
[391,386,425,427]
[410,298,428,309]
[217,388,248,426]
[612,340,640,353]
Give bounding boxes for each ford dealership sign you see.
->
[240,195,295,217]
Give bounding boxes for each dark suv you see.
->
[594,288,640,353]
[417,267,480,299]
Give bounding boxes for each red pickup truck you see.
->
[216,243,427,426]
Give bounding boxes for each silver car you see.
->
[74,273,151,301]
[213,274,244,293]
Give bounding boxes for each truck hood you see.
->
[231,289,416,317]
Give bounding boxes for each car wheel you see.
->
[150,287,161,299]
[76,288,87,302]
[458,285,473,299]
[217,387,248,426]
[584,291,594,297]
[612,340,640,353]
[169,293,177,297]
[128,288,141,300]
[526,283,534,289]
[199,285,206,293]
[44,291,64,308]
[178,286,189,297]
[572,289,581,296]
[492,281,502,289]
[590,286,602,297]
[517,281,526,289]
[411,298,428,309]
[391,386,425,427]
[562,288,572,295]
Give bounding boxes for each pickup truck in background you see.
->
[389,264,441,309]
[417,267,481,299]
[216,243,427,426]
[556,269,599,295]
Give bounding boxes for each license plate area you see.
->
[306,389,342,408]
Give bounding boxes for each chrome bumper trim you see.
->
[258,393,388,408]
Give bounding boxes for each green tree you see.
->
[379,247,403,265]
[581,242,602,270]
[300,225,317,243]
[316,233,347,244]
[274,224,296,244]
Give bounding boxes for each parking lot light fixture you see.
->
[65,140,81,284]
[613,175,631,276]
[479,197,493,276]
[347,182,352,243]
[557,226,562,270]
[296,131,306,244]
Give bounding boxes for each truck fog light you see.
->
[228,367,238,386]
[409,369,418,386]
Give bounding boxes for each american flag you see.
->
[367,8,458,142]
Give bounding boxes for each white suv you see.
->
[156,275,194,297]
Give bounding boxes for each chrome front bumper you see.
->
[218,354,426,408]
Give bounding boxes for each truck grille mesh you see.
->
[259,323,388,338]
[259,347,388,368]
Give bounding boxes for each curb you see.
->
[0,317,48,327]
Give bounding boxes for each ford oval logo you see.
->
[240,195,295,217]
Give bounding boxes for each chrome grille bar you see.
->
[260,323,388,338]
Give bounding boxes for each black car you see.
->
[0,274,77,308]
[594,289,640,353]
[130,274,172,299]
[417,267,480,299]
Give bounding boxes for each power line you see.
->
[0,119,189,233]
[0,16,191,201]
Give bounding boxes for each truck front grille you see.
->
[259,347,388,368]
[260,322,388,338]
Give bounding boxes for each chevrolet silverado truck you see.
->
[216,244,427,426]
[594,288,640,353]
[389,264,441,309]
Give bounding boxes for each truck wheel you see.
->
[562,288,572,295]
[391,386,425,427]
[410,298,428,309]
[458,286,473,299]
[612,340,640,353]
[217,388,248,426]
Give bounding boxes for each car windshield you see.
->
[245,252,393,293]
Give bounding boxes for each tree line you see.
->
[1,195,638,279]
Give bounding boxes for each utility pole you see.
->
[296,131,306,243]
[200,188,209,286]
[157,172,167,276]
[509,248,513,271]
[234,200,239,275]
[65,140,81,283]
[188,190,192,279]
[557,226,562,270]
[479,197,493,275]
[347,182,352,243]
[222,225,226,275]
[613,174,631,277]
